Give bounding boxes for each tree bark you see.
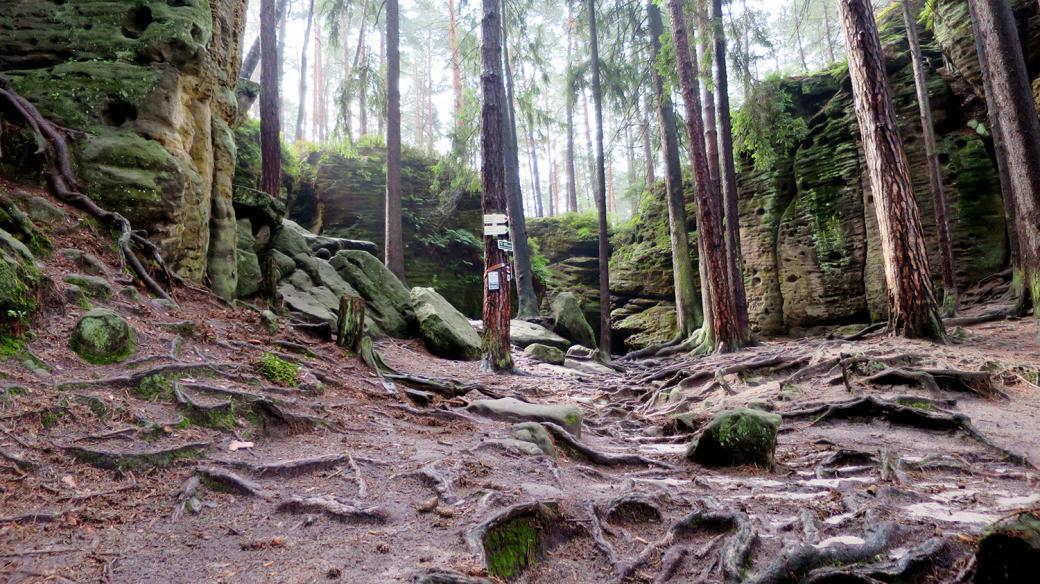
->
[823,0,838,64]
[480,0,514,371]
[641,102,655,185]
[314,19,326,142]
[565,7,579,213]
[243,0,289,81]
[648,1,701,337]
[384,0,405,281]
[588,0,612,355]
[903,0,958,315]
[839,0,946,340]
[526,121,545,218]
[968,0,1040,315]
[295,0,316,142]
[582,89,597,211]
[712,0,750,336]
[336,295,366,353]
[668,0,743,352]
[500,0,540,319]
[259,0,282,199]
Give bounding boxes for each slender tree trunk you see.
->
[903,0,958,315]
[968,0,1040,315]
[359,51,368,137]
[588,0,612,355]
[501,0,540,318]
[526,122,545,218]
[565,7,579,213]
[384,0,405,281]
[641,103,655,185]
[713,0,750,337]
[314,19,325,141]
[480,0,513,371]
[295,0,316,142]
[426,32,435,153]
[823,0,838,64]
[378,28,385,137]
[243,0,289,81]
[794,17,809,72]
[277,0,289,133]
[582,90,596,211]
[449,0,464,133]
[697,5,721,190]
[260,0,282,199]
[649,1,701,339]
[839,0,946,339]
[668,0,743,352]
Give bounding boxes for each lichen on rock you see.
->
[70,308,137,365]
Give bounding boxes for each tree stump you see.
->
[337,295,365,353]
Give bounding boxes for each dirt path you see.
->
[2,187,1039,583]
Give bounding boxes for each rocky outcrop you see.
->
[0,0,248,296]
[410,287,481,361]
[331,250,415,338]
[290,148,483,315]
[550,292,597,349]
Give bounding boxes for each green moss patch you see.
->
[254,353,299,386]
[484,516,541,580]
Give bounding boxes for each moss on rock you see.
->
[70,308,137,365]
[686,408,782,468]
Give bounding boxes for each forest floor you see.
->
[2,183,1039,584]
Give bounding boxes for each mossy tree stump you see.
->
[336,294,365,353]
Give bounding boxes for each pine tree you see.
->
[385,0,405,281]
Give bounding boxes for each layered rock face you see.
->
[288,147,484,316]
[0,0,246,295]
[603,0,1025,347]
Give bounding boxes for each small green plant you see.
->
[136,374,174,401]
[254,353,299,386]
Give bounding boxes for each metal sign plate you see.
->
[497,239,513,252]
[484,225,510,236]
[483,213,508,225]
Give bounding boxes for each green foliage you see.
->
[254,353,299,386]
[528,240,552,284]
[484,517,539,579]
[733,77,809,171]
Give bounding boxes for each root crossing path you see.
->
[2,261,1039,582]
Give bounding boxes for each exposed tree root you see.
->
[815,448,878,479]
[840,322,887,341]
[63,441,210,472]
[195,465,272,499]
[745,521,897,584]
[615,507,756,583]
[539,422,673,469]
[410,569,492,584]
[0,446,33,471]
[943,308,1016,327]
[216,453,350,477]
[866,367,1003,399]
[802,536,947,583]
[602,493,664,524]
[56,363,241,391]
[250,399,334,435]
[0,511,62,524]
[385,373,501,399]
[277,495,388,523]
[465,501,561,570]
[0,80,176,302]
[584,500,620,569]
[782,396,1033,467]
[171,475,201,521]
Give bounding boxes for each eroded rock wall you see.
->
[0,0,246,295]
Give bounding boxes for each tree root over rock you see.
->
[539,422,673,469]
[782,396,1033,467]
[277,495,388,523]
[865,367,1005,399]
[802,536,947,584]
[0,79,177,302]
[745,520,897,584]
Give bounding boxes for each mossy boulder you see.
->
[511,422,557,456]
[510,320,569,350]
[550,292,597,349]
[0,227,40,333]
[523,343,565,365]
[332,250,415,338]
[685,408,782,468]
[974,511,1040,584]
[70,309,137,365]
[410,287,480,361]
[271,220,312,258]
[468,398,583,437]
[63,274,112,301]
[235,219,261,298]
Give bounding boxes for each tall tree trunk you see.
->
[260,0,282,198]
[641,103,655,185]
[903,0,958,315]
[588,0,612,355]
[649,0,700,338]
[565,7,579,213]
[426,32,435,153]
[839,0,946,339]
[359,51,368,136]
[968,0,1040,315]
[713,0,750,337]
[501,0,540,319]
[526,122,545,218]
[314,19,325,141]
[823,0,838,64]
[243,0,289,81]
[295,0,316,142]
[697,5,721,190]
[794,16,809,72]
[341,7,354,142]
[582,90,596,211]
[668,0,743,352]
[277,0,289,134]
[378,28,385,137]
[449,0,464,133]
[480,0,514,371]
[385,0,405,281]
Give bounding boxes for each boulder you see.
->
[236,219,261,298]
[268,249,296,281]
[974,511,1040,584]
[482,439,545,457]
[551,292,597,349]
[331,250,414,338]
[271,220,312,258]
[59,249,106,276]
[70,309,137,365]
[523,343,565,365]
[511,422,556,456]
[563,358,615,376]
[276,271,340,326]
[468,398,583,437]
[510,319,569,349]
[10,191,66,225]
[63,274,112,301]
[0,228,40,324]
[410,287,481,361]
[294,253,359,299]
[685,408,782,468]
